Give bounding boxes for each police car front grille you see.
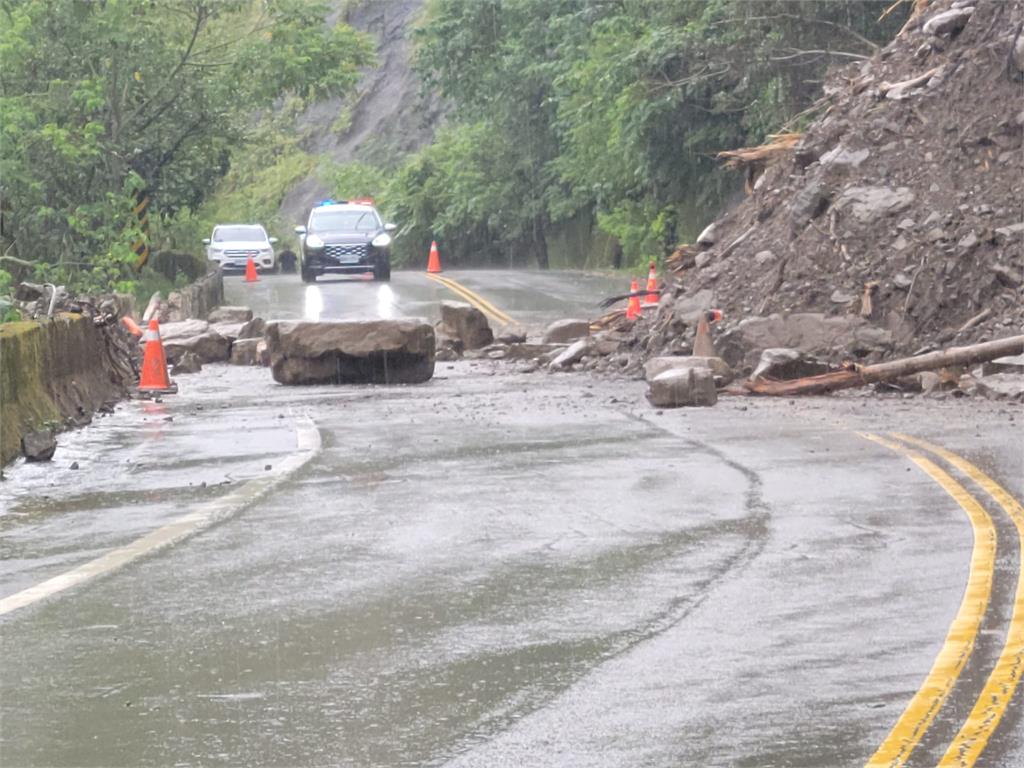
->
[324,244,367,260]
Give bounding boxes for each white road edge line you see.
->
[0,415,321,617]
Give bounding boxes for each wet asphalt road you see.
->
[2,272,1023,767]
[223,269,628,328]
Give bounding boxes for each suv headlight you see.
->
[371,233,392,248]
[306,234,325,249]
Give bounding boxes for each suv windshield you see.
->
[214,226,266,242]
[310,210,380,233]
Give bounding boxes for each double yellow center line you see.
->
[861,433,1024,768]
[424,272,515,328]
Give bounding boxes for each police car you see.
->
[294,199,395,283]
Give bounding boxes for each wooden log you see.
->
[743,335,1024,396]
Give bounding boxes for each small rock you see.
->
[982,355,1024,376]
[974,373,1024,402]
[994,222,1024,244]
[893,273,914,290]
[789,177,830,229]
[922,7,974,37]
[69,461,79,470]
[229,338,261,366]
[754,250,775,265]
[22,430,57,462]
[819,145,870,170]
[696,223,717,247]
[957,230,979,253]
[830,289,857,305]
[752,348,832,381]
[836,185,915,223]
[991,264,1023,288]
[549,339,592,370]
[542,319,590,344]
[440,301,493,350]
[170,351,203,375]
[897,218,916,230]
[495,324,527,344]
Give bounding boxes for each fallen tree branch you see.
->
[0,254,37,270]
[879,66,940,98]
[743,335,1024,396]
[957,308,992,334]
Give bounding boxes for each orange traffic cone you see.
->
[138,319,177,395]
[693,309,722,358]
[644,261,659,305]
[626,278,642,320]
[245,256,259,282]
[427,240,442,273]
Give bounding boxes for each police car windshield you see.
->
[310,210,380,233]
[214,226,265,242]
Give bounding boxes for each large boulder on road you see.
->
[157,319,209,343]
[229,338,262,366]
[440,301,493,350]
[164,331,231,364]
[208,306,253,324]
[22,429,57,461]
[644,355,733,384]
[715,313,892,370]
[170,351,203,374]
[647,368,717,408]
[210,322,245,341]
[265,320,435,385]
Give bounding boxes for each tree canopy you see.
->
[0,0,372,293]
[376,0,905,268]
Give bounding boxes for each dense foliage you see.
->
[376,0,905,268]
[0,0,372,297]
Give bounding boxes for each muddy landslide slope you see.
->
[652,0,1023,361]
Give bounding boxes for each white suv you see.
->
[203,224,277,272]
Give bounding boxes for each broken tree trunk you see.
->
[743,335,1024,396]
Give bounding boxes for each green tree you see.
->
[408,0,904,267]
[0,0,373,292]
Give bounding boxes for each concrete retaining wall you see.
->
[1,316,134,465]
[163,265,224,322]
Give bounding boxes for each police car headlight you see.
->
[371,233,392,248]
[306,234,324,249]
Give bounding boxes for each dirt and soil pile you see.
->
[642,0,1023,369]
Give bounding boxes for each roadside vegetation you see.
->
[0,0,373,307]
[1,0,910,305]
[329,0,906,269]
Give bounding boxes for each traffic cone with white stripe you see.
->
[644,261,659,305]
[427,241,442,273]
[626,278,642,320]
[138,319,177,395]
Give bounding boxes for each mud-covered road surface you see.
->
[2,273,1022,767]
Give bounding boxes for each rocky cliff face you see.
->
[279,0,439,224]
[646,0,1023,363]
